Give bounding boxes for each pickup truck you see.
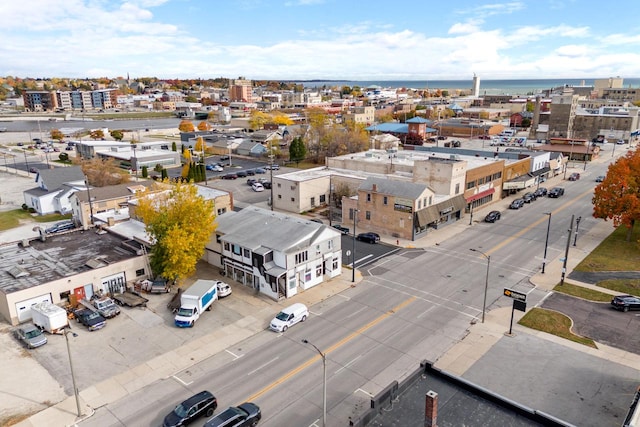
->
[74,309,107,331]
[92,297,121,318]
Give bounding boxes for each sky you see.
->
[1,0,640,81]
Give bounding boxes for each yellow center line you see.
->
[484,187,594,256]
[245,296,417,402]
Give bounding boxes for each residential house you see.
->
[206,207,342,301]
[22,166,86,215]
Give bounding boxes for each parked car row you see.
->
[163,390,261,427]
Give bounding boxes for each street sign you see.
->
[503,288,527,302]
[514,300,527,312]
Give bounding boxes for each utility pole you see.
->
[269,151,274,211]
[560,215,574,286]
[573,216,582,246]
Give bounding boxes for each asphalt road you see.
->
[542,292,640,354]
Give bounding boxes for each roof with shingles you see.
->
[359,176,428,200]
[37,166,85,192]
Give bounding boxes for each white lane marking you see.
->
[172,375,193,386]
[335,355,362,374]
[349,254,373,267]
[247,356,279,376]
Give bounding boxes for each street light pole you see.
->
[470,248,490,323]
[352,209,359,283]
[573,216,582,246]
[131,144,138,181]
[560,215,574,286]
[302,339,326,427]
[64,330,82,417]
[542,212,552,274]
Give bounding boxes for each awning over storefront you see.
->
[532,167,550,177]
[416,195,467,227]
[503,175,536,190]
[466,188,495,203]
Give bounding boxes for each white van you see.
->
[499,128,516,137]
[269,303,309,332]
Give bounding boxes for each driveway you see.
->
[541,292,640,354]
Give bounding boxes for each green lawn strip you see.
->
[518,307,597,348]
[574,225,640,272]
[553,282,613,302]
[0,210,71,231]
[595,279,640,297]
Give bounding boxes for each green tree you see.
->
[50,129,64,141]
[110,129,124,141]
[135,182,216,284]
[141,166,148,178]
[58,152,69,162]
[172,141,177,152]
[185,95,198,103]
[593,149,640,241]
[289,137,307,165]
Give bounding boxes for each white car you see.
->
[251,182,264,192]
[270,303,308,332]
[216,281,232,298]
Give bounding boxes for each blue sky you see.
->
[1,0,639,80]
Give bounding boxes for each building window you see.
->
[291,197,295,202]
[319,194,326,203]
[332,257,339,270]
[366,193,371,202]
[278,195,282,199]
[418,199,421,209]
[328,240,333,250]
[243,249,250,258]
[233,244,241,255]
[485,175,492,183]
[477,177,484,185]
[466,181,475,190]
[135,268,145,277]
[224,242,230,251]
[277,183,281,188]
[316,264,322,277]
[311,197,316,207]
[295,251,308,264]
[383,196,388,205]
[216,234,221,243]
[455,183,460,194]
[429,196,432,205]
[290,186,296,191]
[366,211,371,220]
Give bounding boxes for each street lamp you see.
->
[573,216,582,246]
[64,329,82,417]
[470,248,490,323]
[302,339,326,427]
[542,212,552,274]
[352,209,359,283]
[131,144,138,181]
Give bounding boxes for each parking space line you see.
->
[225,349,244,360]
[335,355,362,374]
[172,375,193,387]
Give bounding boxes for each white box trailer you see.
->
[31,301,69,334]
[174,280,217,328]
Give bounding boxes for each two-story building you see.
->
[206,207,342,301]
[22,166,86,215]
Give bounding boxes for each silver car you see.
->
[14,324,48,349]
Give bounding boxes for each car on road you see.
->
[610,295,640,312]
[595,175,605,182]
[478,135,491,140]
[29,167,38,173]
[437,135,447,140]
[568,172,581,181]
[548,187,565,198]
[332,224,350,234]
[65,145,74,151]
[270,303,308,332]
[245,169,255,176]
[216,281,232,298]
[222,173,238,180]
[616,139,626,144]
[522,192,537,203]
[236,171,248,178]
[484,211,501,223]
[356,232,381,243]
[509,199,525,209]
[163,390,218,427]
[14,324,47,349]
[251,182,264,192]
[534,187,548,197]
[264,164,280,170]
[206,164,223,172]
[73,309,106,331]
[203,402,261,427]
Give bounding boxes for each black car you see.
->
[509,199,525,209]
[220,155,230,161]
[245,169,255,176]
[332,224,350,234]
[262,181,272,189]
[163,390,218,427]
[204,402,261,427]
[236,171,248,178]
[611,295,640,312]
[534,187,548,197]
[522,192,536,203]
[74,309,106,331]
[595,175,605,183]
[484,210,501,223]
[548,187,565,198]
[356,232,380,243]
[221,173,238,180]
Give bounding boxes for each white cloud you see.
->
[458,2,525,18]
[448,20,483,35]
[554,44,589,57]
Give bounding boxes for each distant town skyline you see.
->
[2,0,640,80]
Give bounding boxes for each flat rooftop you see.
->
[332,149,512,169]
[0,229,142,294]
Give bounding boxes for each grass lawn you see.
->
[594,278,640,297]
[574,224,640,272]
[0,209,71,231]
[553,282,613,302]
[518,307,597,348]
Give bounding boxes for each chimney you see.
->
[424,390,438,427]
[372,184,377,192]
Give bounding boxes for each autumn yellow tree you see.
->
[249,111,270,130]
[271,113,293,126]
[50,129,64,141]
[178,120,195,132]
[134,182,216,284]
[197,121,210,131]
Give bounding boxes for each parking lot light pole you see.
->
[352,209,359,283]
[470,248,490,323]
[64,330,82,417]
[542,212,552,274]
[302,339,326,427]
